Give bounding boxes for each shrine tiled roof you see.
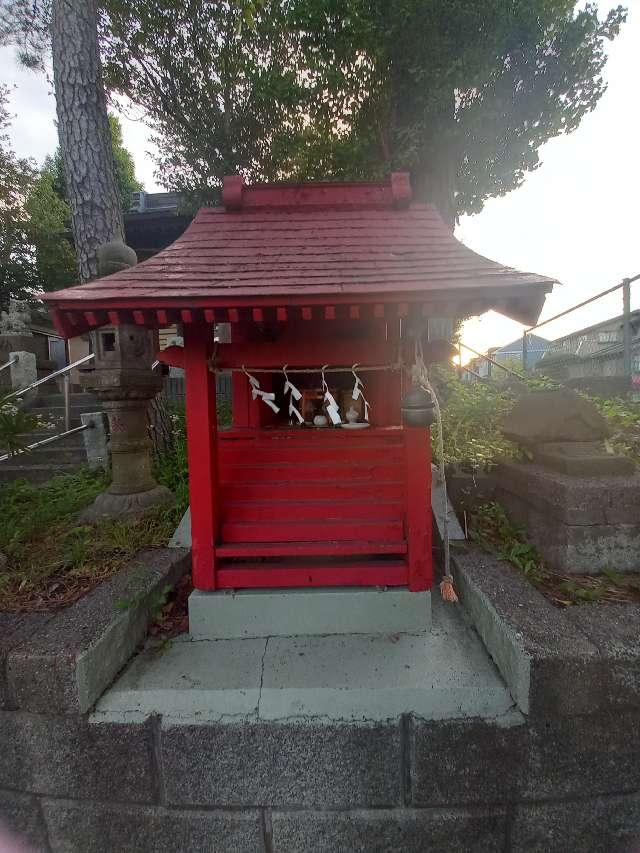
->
[43,174,556,337]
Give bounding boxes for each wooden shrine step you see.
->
[222,480,404,502]
[215,559,409,589]
[221,519,404,543]
[216,540,408,558]
[222,499,404,523]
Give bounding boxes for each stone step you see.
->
[0,461,81,484]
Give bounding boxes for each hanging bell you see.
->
[401,385,436,428]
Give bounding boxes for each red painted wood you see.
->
[216,540,407,558]
[204,309,216,323]
[324,305,336,320]
[349,305,360,319]
[157,345,184,369]
[107,310,121,325]
[220,444,402,465]
[373,304,385,318]
[222,480,404,503]
[216,562,408,589]
[276,307,287,321]
[181,309,194,323]
[228,308,240,322]
[183,324,218,590]
[301,307,312,320]
[215,337,394,369]
[223,499,403,522]
[220,462,399,483]
[403,426,433,591]
[84,311,99,326]
[252,307,264,322]
[156,309,169,325]
[221,519,404,544]
[133,310,146,325]
[398,303,409,317]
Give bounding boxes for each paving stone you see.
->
[7,548,190,713]
[523,711,640,800]
[452,548,607,717]
[0,789,49,852]
[511,794,640,853]
[42,800,264,853]
[13,713,156,803]
[410,715,527,807]
[161,720,402,807]
[270,807,507,853]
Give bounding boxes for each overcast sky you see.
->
[1,3,638,356]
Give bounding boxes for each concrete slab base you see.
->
[94,598,516,724]
[188,586,431,639]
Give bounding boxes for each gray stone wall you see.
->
[1,707,640,851]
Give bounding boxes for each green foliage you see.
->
[431,366,521,470]
[0,84,37,307]
[108,114,143,211]
[590,395,640,465]
[469,501,547,584]
[23,164,76,293]
[100,0,625,220]
[0,397,41,455]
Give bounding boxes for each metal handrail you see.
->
[459,342,528,382]
[0,423,90,463]
[4,352,95,401]
[0,356,17,374]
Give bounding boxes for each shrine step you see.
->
[216,540,408,558]
[189,584,430,639]
[220,444,403,465]
[223,480,404,502]
[214,558,409,590]
[223,499,404,523]
[221,519,404,543]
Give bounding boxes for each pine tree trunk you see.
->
[51,0,124,283]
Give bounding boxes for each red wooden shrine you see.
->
[44,174,553,594]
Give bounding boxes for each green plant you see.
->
[469,502,547,584]
[0,397,41,455]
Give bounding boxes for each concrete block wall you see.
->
[2,709,640,852]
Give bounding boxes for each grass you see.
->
[0,468,185,612]
[469,502,640,607]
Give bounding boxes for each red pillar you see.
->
[183,324,218,590]
[404,426,433,591]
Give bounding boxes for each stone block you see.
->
[9,350,37,395]
[511,794,640,853]
[270,807,507,853]
[42,800,264,853]
[495,462,640,572]
[8,712,155,803]
[0,790,49,852]
[7,548,190,713]
[161,720,402,808]
[0,711,28,790]
[565,603,640,710]
[189,587,431,640]
[0,613,51,710]
[80,411,109,470]
[410,716,527,807]
[452,548,604,718]
[523,711,640,801]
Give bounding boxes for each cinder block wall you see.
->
[1,709,640,852]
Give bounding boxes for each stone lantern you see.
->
[80,241,172,520]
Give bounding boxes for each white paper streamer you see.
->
[283,365,304,424]
[321,364,342,425]
[351,364,370,421]
[243,366,280,413]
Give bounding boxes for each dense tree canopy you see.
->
[101,0,626,222]
[0,85,37,307]
[1,0,628,223]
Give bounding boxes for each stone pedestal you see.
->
[189,587,432,639]
[494,461,640,573]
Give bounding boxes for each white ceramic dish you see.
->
[340,422,371,430]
